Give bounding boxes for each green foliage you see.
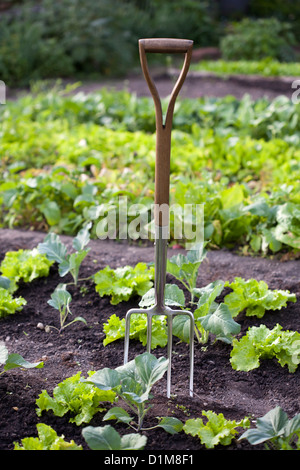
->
[83,352,169,431]
[0,248,53,292]
[103,313,168,350]
[220,18,296,62]
[0,287,26,318]
[94,262,154,305]
[36,371,116,425]
[230,324,300,372]
[224,277,297,318]
[239,406,300,450]
[0,341,43,376]
[82,425,147,450]
[47,284,87,333]
[167,243,207,302]
[0,0,218,86]
[248,0,300,42]
[193,58,300,77]
[0,89,299,254]
[14,423,82,450]
[38,223,92,285]
[183,410,250,449]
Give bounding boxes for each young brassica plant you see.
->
[166,242,207,304]
[38,222,92,286]
[82,425,147,451]
[83,352,182,434]
[47,284,87,333]
[239,406,300,450]
[0,341,43,376]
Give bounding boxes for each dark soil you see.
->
[0,228,299,454]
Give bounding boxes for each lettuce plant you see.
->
[103,313,168,349]
[0,341,43,376]
[224,277,296,318]
[239,406,300,450]
[230,324,300,372]
[14,423,82,450]
[0,287,27,318]
[183,410,250,449]
[36,371,116,425]
[94,262,154,305]
[0,248,53,292]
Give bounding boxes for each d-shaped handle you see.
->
[140,38,193,54]
[139,38,193,225]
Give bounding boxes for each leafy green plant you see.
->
[224,277,297,318]
[82,425,147,450]
[38,222,92,286]
[272,202,300,251]
[230,324,300,372]
[192,58,300,77]
[47,284,87,333]
[103,313,168,349]
[0,341,43,376]
[183,410,250,449]
[84,352,181,433]
[239,406,300,450]
[0,248,53,293]
[172,280,240,345]
[220,18,296,62]
[94,262,155,305]
[167,242,207,304]
[36,371,116,425]
[0,287,27,318]
[14,423,82,450]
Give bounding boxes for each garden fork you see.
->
[124,39,194,398]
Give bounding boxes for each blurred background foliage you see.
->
[0,0,299,86]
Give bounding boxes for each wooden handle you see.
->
[139,38,193,225]
[139,38,193,54]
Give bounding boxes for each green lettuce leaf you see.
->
[36,371,116,425]
[183,410,250,449]
[103,313,167,349]
[0,287,26,318]
[14,423,82,450]
[230,324,300,372]
[94,262,154,305]
[0,248,53,292]
[224,277,296,318]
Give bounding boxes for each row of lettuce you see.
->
[0,86,299,254]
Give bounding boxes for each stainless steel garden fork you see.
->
[124,39,194,398]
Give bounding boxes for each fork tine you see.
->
[147,313,152,354]
[167,314,173,398]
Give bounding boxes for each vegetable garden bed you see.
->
[0,228,299,452]
[0,79,299,453]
